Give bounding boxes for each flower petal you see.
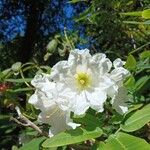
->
[113,58,126,68]
[38,104,79,137]
[28,90,55,111]
[71,91,89,115]
[91,53,112,74]
[110,67,130,84]
[31,73,51,89]
[112,87,128,114]
[50,60,68,81]
[86,89,107,112]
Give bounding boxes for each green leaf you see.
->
[144,20,150,24]
[42,127,103,148]
[44,52,52,61]
[7,87,34,93]
[120,11,142,17]
[123,20,150,25]
[110,114,123,125]
[40,65,51,73]
[19,137,46,150]
[125,104,143,115]
[121,104,150,132]
[99,132,150,150]
[125,55,136,70]
[69,0,87,3]
[124,76,135,89]
[142,9,150,19]
[73,113,103,127]
[46,39,58,53]
[11,62,22,71]
[140,50,150,59]
[74,6,92,22]
[2,68,11,76]
[135,75,150,92]
[5,78,32,83]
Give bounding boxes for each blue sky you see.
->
[0,0,91,49]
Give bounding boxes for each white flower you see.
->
[28,49,130,137]
[28,74,80,137]
[50,49,130,115]
[50,49,116,115]
[113,58,126,68]
[111,87,129,114]
[109,58,130,113]
[38,103,80,137]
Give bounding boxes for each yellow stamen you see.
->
[80,79,85,85]
[75,72,91,90]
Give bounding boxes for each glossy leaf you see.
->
[19,137,46,150]
[121,104,150,132]
[125,55,136,70]
[42,127,103,148]
[99,132,150,150]
[142,9,150,19]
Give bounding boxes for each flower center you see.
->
[74,72,91,90]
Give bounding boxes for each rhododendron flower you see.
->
[29,74,80,137]
[28,49,130,136]
[50,49,113,115]
[111,87,128,114]
[109,58,130,113]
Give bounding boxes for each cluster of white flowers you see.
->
[29,49,130,137]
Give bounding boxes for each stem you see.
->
[11,107,49,137]
[129,42,150,55]
[19,69,32,88]
[115,127,121,135]
[64,28,74,50]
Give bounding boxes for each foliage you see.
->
[0,0,150,150]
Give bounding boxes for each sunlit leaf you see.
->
[120,11,142,17]
[125,55,136,70]
[140,50,150,59]
[124,76,135,89]
[42,127,103,148]
[121,104,150,132]
[19,137,46,150]
[98,132,150,150]
[142,9,150,19]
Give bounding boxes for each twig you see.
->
[64,28,75,50]
[129,42,150,54]
[11,106,49,137]
[19,69,32,88]
[115,127,121,135]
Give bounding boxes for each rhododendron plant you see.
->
[29,49,130,136]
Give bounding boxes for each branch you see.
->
[11,106,49,137]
